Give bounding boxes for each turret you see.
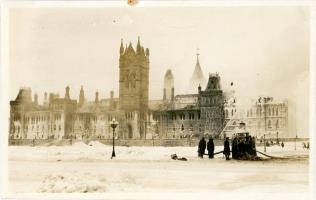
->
[163,69,174,102]
[65,86,70,99]
[34,93,38,106]
[95,91,99,104]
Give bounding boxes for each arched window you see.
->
[268,108,271,116]
[181,124,184,131]
[272,107,275,116]
[268,120,271,128]
[276,120,279,128]
[276,108,279,116]
[225,109,228,118]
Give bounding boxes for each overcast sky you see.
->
[8,7,310,136]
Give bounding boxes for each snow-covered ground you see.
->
[7,141,310,199]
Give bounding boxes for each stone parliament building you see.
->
[9,38,293,141]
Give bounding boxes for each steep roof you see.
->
[190,54,205,83]
[188,51,206,93]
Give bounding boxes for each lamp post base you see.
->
[111,151,116,159]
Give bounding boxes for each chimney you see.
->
[79,86,85,106]
[95,91,99,104]
[65,86,70,99]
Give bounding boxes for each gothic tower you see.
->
[119,37,150,139]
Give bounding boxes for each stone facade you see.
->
[153,73,225,139]
[9,87,77,140]
[221,97,291,139]
[9,38,153,141]
[8,39,293,142]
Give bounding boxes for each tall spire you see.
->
[191,48,205,83]
[120,38,124,55]
[136,36,141,54]
[79,85,85,106]
[196,48,200,66]
[127,41,135,54]
[187,49,206,93]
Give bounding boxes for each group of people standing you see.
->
[231,136,257,159]
[198,137,214,159]
[198,137,229,159]
[198,135,257,160]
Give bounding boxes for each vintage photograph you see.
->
[1,2,311,199]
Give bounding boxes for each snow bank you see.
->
[8,142,309,195]
[39,173,107,193]
[8,141,309,163]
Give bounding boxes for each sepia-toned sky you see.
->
[8,7,309,136]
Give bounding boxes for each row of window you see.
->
[12,124,62,133]
[201,97,220,105]
[75,115,115,122]
[170,123,218,132]
[225,109,237,118]
[247,107,281,118]
[22,113,62,123]
[176,113,201,120]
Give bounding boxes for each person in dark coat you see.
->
[223,137,230,160]
[198,137,206,158]
[207,137,215,159]
[238,139,245,158]
[232,137,237,159]
[251,136,257,156]
[244,136,251,155]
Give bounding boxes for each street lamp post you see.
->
[110,118,118,159]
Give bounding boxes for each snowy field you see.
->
[7,141,310,199]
